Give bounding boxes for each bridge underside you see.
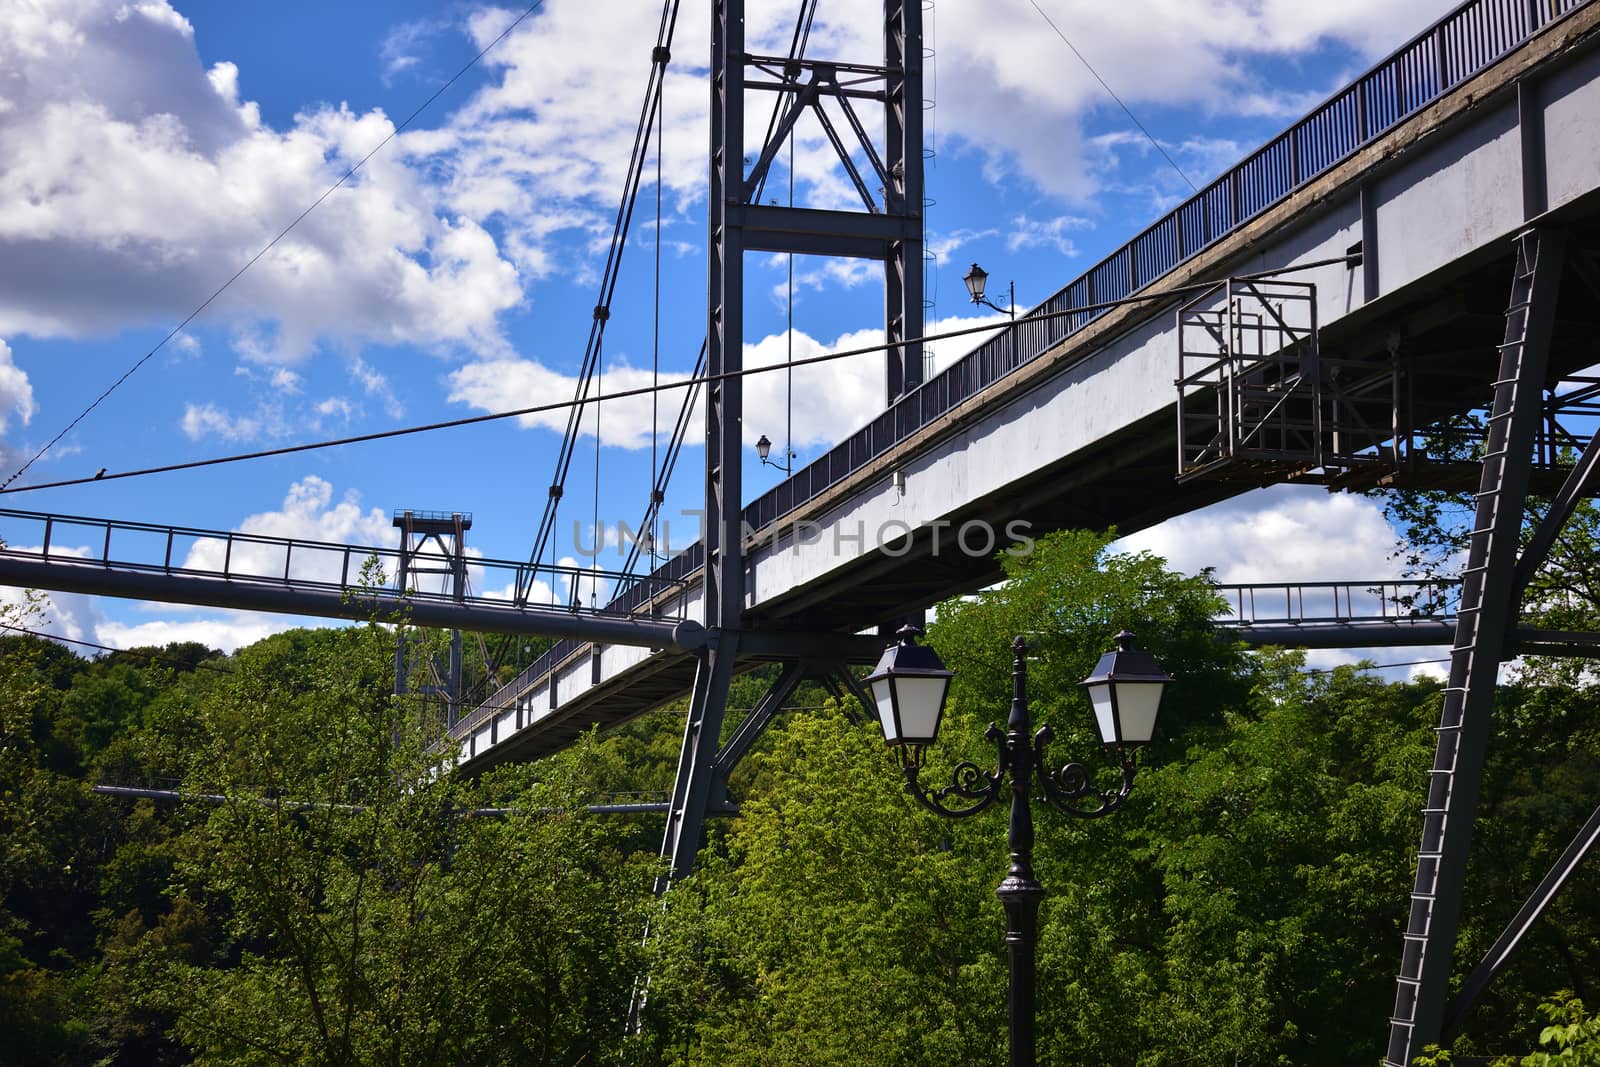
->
[753,213,1600,633]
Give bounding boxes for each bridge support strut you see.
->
[1384,229,1566,1066]
[392,510,471,729]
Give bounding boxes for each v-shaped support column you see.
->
[1384,229,1567,1066]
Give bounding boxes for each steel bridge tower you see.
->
[391,510,471,730]
[654,0,927,890]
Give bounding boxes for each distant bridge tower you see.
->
[391,510,471,729]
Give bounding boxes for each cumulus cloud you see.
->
[446,309,1001,455]
[1117,485,1449,677]
[96,610,316,655]
[0,0,1464,376]
[0,0,522,358]
[0,340,36,436]
[928,0,1458,199]
[0,339,37,471]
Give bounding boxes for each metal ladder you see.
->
[1384,229,1566,1066]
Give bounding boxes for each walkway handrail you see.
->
[742,0,1590,534]
[0,507,691,622]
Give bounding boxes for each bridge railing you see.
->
[466,0,1581,731]
[743,0,1587,534]
[1215,579,1461,627]
[0,508,692,621]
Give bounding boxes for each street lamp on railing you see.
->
[866,626,1171,1067]
[964,262,1020,369]
[964,262,1016,321]
[755,433,795,475]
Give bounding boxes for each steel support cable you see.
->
[614,2,812,585]
[0,623,236,675]
[1024,0,1196,194]
[753,0,821,192]
[0,0,550,493]
[521,0,683,594]
[616,340,705,584]
[1,252,1360,496]
[651,77,663,564]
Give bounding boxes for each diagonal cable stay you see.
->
[1025,0,1197,193]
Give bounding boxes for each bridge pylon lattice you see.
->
[654,0,928,893]
[391,510,472,731]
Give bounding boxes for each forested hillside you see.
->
[2,531,1596,1064]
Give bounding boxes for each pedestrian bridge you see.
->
[0,0,1597,775]
[445,0,1600,769]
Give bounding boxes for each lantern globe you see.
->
[1079,630,1171,749]
[963,262,989,304]
[864,625,954,746]
[756,434,773,461]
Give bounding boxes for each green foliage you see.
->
[104,623,656,1066]
[1,525,1599,1064]
[1420,992,1600,1066]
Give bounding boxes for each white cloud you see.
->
[0,0,522,359]
[349,355,404,418]
[96,610,315,654]
[447,308,1002,456]
[0,0,1466,386]
[180,401,262,442]
[1005,213,1092,257]
[379,17,450,85]
[1117,485,1450,677]
[1118,485,1401,583]
[929,227,1000,268]
[928,0,1458,199]
[0,339,37,438]
[177,475,396,586]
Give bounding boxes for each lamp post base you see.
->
[997,874,1044,1067]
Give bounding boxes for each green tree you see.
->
[113,623,654,1066]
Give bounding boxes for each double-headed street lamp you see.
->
[864,626,1171,1067]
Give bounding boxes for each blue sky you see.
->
[0,0,1463,663]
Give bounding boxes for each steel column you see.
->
[708,658,808,804]
[652,0,749,891]
[1444,797,1600,1035]
[1384,229,1567,1066]
[884,0,925,401]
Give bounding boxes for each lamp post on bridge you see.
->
[755,433,795,475]
[865,626,1171,1067]
[964,262,1020,370]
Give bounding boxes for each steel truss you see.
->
[1177,275,1411,485]
[653,0,927,895]
[1382,228,1595,1066]
[391,510,471,728]
[1177,275,1600,491]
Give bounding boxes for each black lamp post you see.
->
[864,626,1171,1067]
[964,262,1020,369]
[755,433,794,475]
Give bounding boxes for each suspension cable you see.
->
[619,0,819,585]
[651,74,664,559]
[522,0,683,592]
